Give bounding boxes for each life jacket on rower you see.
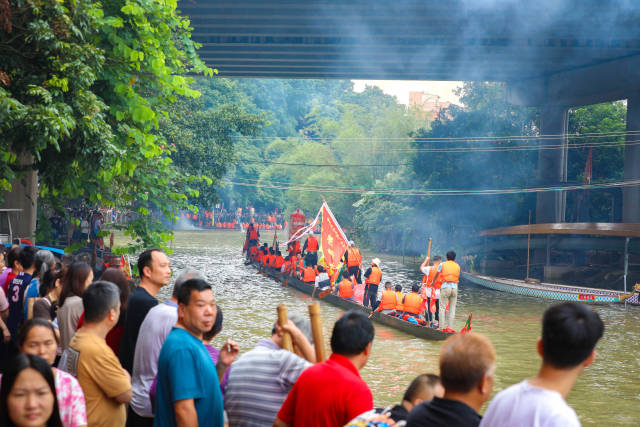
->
[365,264,382,286]
[274,253,285,269]
[338,277,354,298]
[249,228,259,241]
[440,260,461,284]
[305,235,319,253]
[403,284,423,315]
[346,246,362,267]
[302,267,316,283]
[249,246,258,261]
[394,285,405,311]
[377,287,397,311]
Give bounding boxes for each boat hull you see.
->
[463,272,639,305]
[251,263,453,341]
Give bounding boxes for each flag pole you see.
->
[526,210,531,280]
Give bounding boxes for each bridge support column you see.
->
[623,94,640,223]
[535,105,569,224]
[0,167,38,241]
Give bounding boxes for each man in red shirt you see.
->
[275,310,374,427]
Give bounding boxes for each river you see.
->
[156,230,639,426]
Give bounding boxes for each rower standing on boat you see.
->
[419,255,442,328]
[344,241,363,285]
[302,232,319,267]
[431,251,461,331]
[363,258,382,309]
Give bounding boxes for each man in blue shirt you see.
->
[155,278,234,427]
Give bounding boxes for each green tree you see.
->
[1,0,216,252]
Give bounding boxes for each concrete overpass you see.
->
[180,0,640,225]
[5,0,640,238]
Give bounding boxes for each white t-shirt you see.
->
[420,266,440,299]
[130,300,178,417]
[314,272,330,289]
[480,380,581,427]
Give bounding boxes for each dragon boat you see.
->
[248,261,454,341]
[463,272,639,305]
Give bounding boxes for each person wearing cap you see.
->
[224,313,315,426]
[302,231,319,267]
[344,241,363,285]
[363,258,382,309]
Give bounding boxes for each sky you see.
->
[352,80,463,106]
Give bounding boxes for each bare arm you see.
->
[274,417,290,427]
[113,388,132,404]
[279,321,315,363]
[113,368,132,403]
[420,256,430,270]
[175,399,198,427]
[0,309,8,321]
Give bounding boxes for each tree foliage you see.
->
[1,0,215,252]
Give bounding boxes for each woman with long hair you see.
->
[32,269,64,322]
[15,320,86,427]
[75,268,131,354]
[0,353,63,427]
[24,250,57,321]
[57,264,93,351]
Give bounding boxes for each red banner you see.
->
[320,202,349,270]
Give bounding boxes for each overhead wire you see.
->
[232,130,640,144]
[225,176,640,197]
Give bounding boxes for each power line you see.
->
[231,139,633,168]
[225,177,640,197]
[233,130,639,144]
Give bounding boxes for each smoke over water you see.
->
[173,212,202,231]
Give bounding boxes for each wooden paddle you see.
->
[308,302,326,362]
[277,305,294,352]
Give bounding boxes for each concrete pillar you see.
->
[0,168,38,240]
[623,94,640,223]
[536,105,569,224]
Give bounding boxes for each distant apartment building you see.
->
[408,91,452,123]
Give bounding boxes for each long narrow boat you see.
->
[249,262,453,341]
[463,272,639,305]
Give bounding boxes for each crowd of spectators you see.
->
[0,244,604,427]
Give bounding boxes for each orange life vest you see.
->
[365,266,382,285]
[302,267,316,282]
[395,292,405,311]
[441,260,461,283]
[346,247,362,267]
[249,246,258,259]
[403,293,422,315]
[267,254,276,266]
[306,236,319,252]
[249,229,259,240]
[339,278,354,298]
[379,290,397,310]
[274,256,285,268]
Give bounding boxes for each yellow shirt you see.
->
[66,331,131,427]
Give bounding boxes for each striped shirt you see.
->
[224,338,311,426]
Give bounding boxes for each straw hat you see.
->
[371,258,381,267]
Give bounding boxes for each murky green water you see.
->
[156,230,639,426]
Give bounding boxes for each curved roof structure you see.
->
[479,222,640,238]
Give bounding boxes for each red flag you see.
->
[320,202,349,270]
[460,314,473,334]
[430,288,437,313]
